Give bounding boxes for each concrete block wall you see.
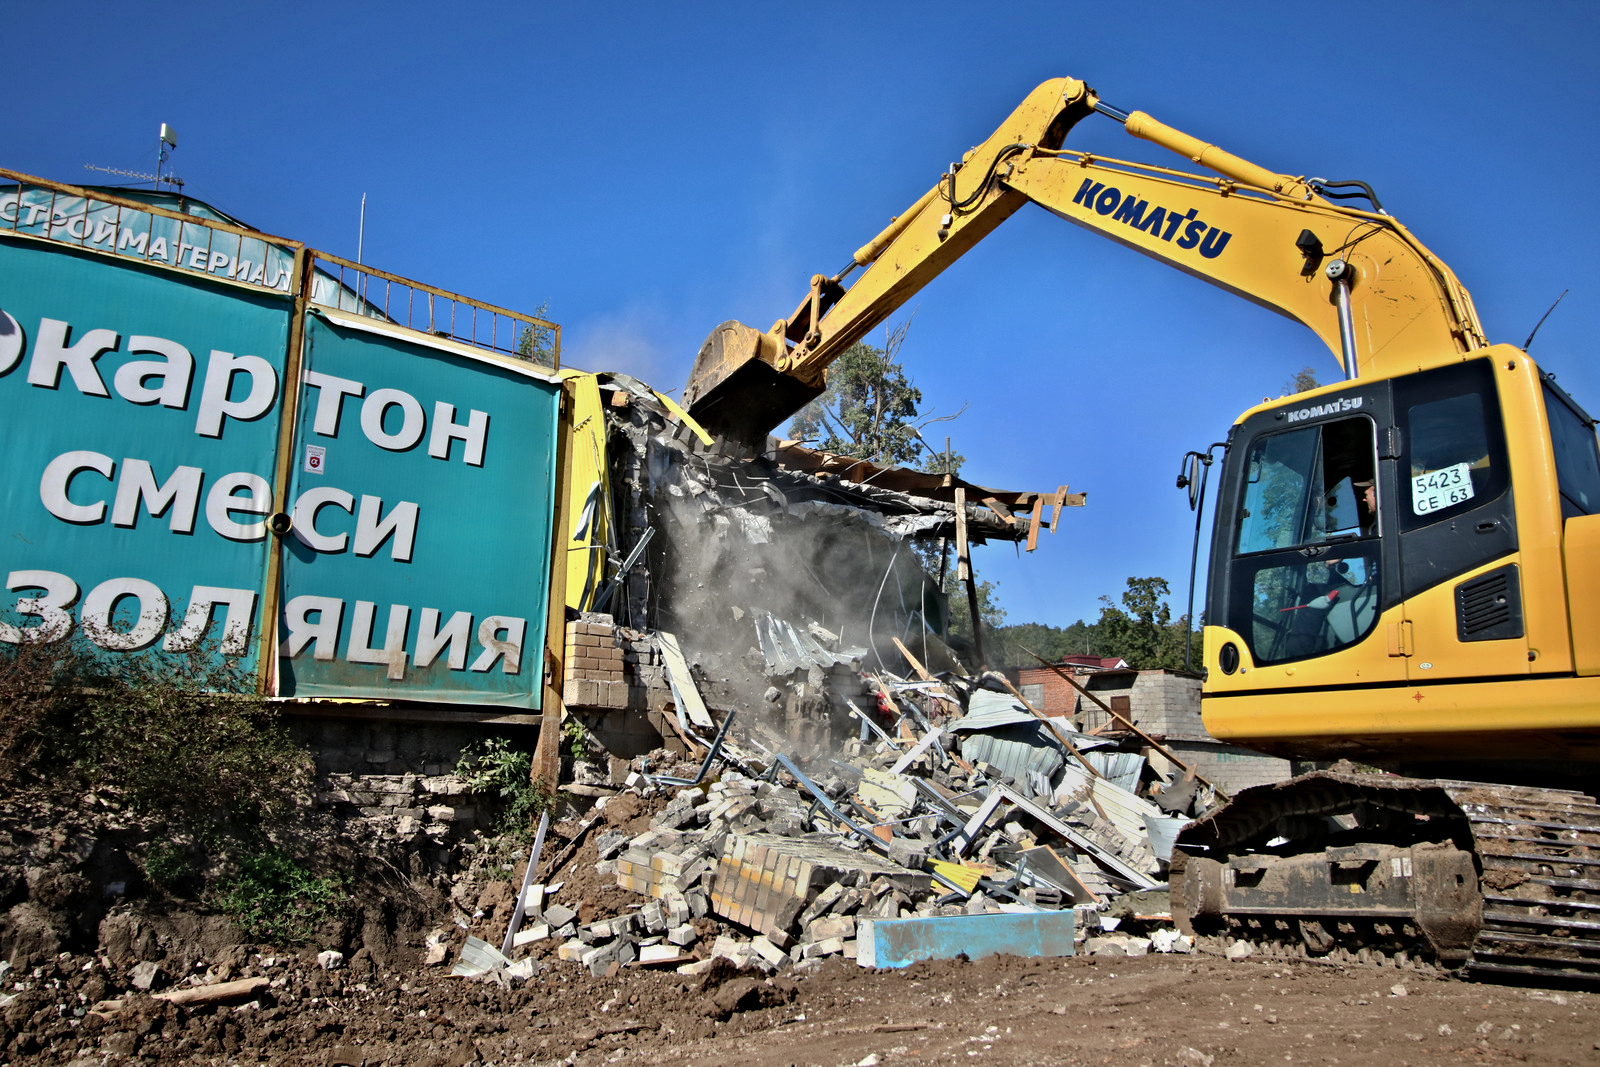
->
[567,706,664,761]
[1164,740,1293,794]
[317,771,489,843]
[288,716,508,779]
[282,716,517,877]
[1079,670,1205,737]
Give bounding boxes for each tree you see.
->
[1283,365,1321,396]
[990,618,1116,668]
[514,302,557,366]
[788,317,964,471]
[1093,576,1194,670]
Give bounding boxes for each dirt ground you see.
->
[7,946,1598,1066]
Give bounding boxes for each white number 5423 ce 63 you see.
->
[1411,461,1475,515]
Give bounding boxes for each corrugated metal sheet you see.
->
[1085,751,1146,794]
[754,611,862,674]
[950,690,1036,731]
[952,692,1063,794]
[958,727,1065,793]
[1054,762,1165,860]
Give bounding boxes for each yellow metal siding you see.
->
[1565,514,1600,676]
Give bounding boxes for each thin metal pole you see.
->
[500,811,550,958]
[357,193,366,264]
[1183,459,1209,674]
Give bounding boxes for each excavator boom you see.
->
[684,77,1486,443]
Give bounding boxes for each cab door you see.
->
[1390,358,1529,681]
[1213,385,1409,689]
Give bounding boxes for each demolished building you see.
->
[554,371,1080,769]
[0,168,1247,978]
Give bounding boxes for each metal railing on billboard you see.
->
[308,251,560,370]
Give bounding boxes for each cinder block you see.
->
[806,916,855,942]
[637,944,686,965]
[803,937,844,958]
[749,935,787,967]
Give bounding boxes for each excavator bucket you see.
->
[682,320,824,446]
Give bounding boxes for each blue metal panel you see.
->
[857,910,1076,969]
[277,311,560,706]
[0,237,290,677]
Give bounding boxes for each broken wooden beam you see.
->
[153,977,269,1008]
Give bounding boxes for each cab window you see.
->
[1231,416,1380,664]
[1236,417,1378,553]
[1396,361,1509,532]
[1544,381,1600,518]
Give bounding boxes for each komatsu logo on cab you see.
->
[1072,178,1233,259]
[1286,397,1364,423]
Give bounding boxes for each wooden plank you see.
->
[953,488,970,582]
[154,977,269,1007]
[857,910,1075,969]
[892,636,932,681]
[657,630,714,729]
[1050,485,1069,532]
[1025,496,1044,552]
[955,489,987,666]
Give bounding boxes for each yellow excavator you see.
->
[684,78,1600,982]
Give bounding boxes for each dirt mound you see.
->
[7,942,1598,1064]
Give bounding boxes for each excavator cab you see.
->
[1200,350,1600,774]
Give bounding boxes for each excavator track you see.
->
[1169,770,1600,985]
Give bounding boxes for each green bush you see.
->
[562,717,589,760]
[142,839,198,893]
[210,849,341,944]
[0,634,311,828]
[0,633,341,942]
[455,736,555,839]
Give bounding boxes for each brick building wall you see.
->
[1078,670,1206,736]
[1010,665,1082,717]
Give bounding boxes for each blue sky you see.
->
[10,1,1598,628]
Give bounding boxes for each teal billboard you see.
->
[0,194,561,710]
[0,240,289,679]
[277,310,559,706]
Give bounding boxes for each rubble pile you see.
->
[457,644,1224,984]
[478,376,1216,985]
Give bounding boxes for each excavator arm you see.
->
[684,77,1487,444]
